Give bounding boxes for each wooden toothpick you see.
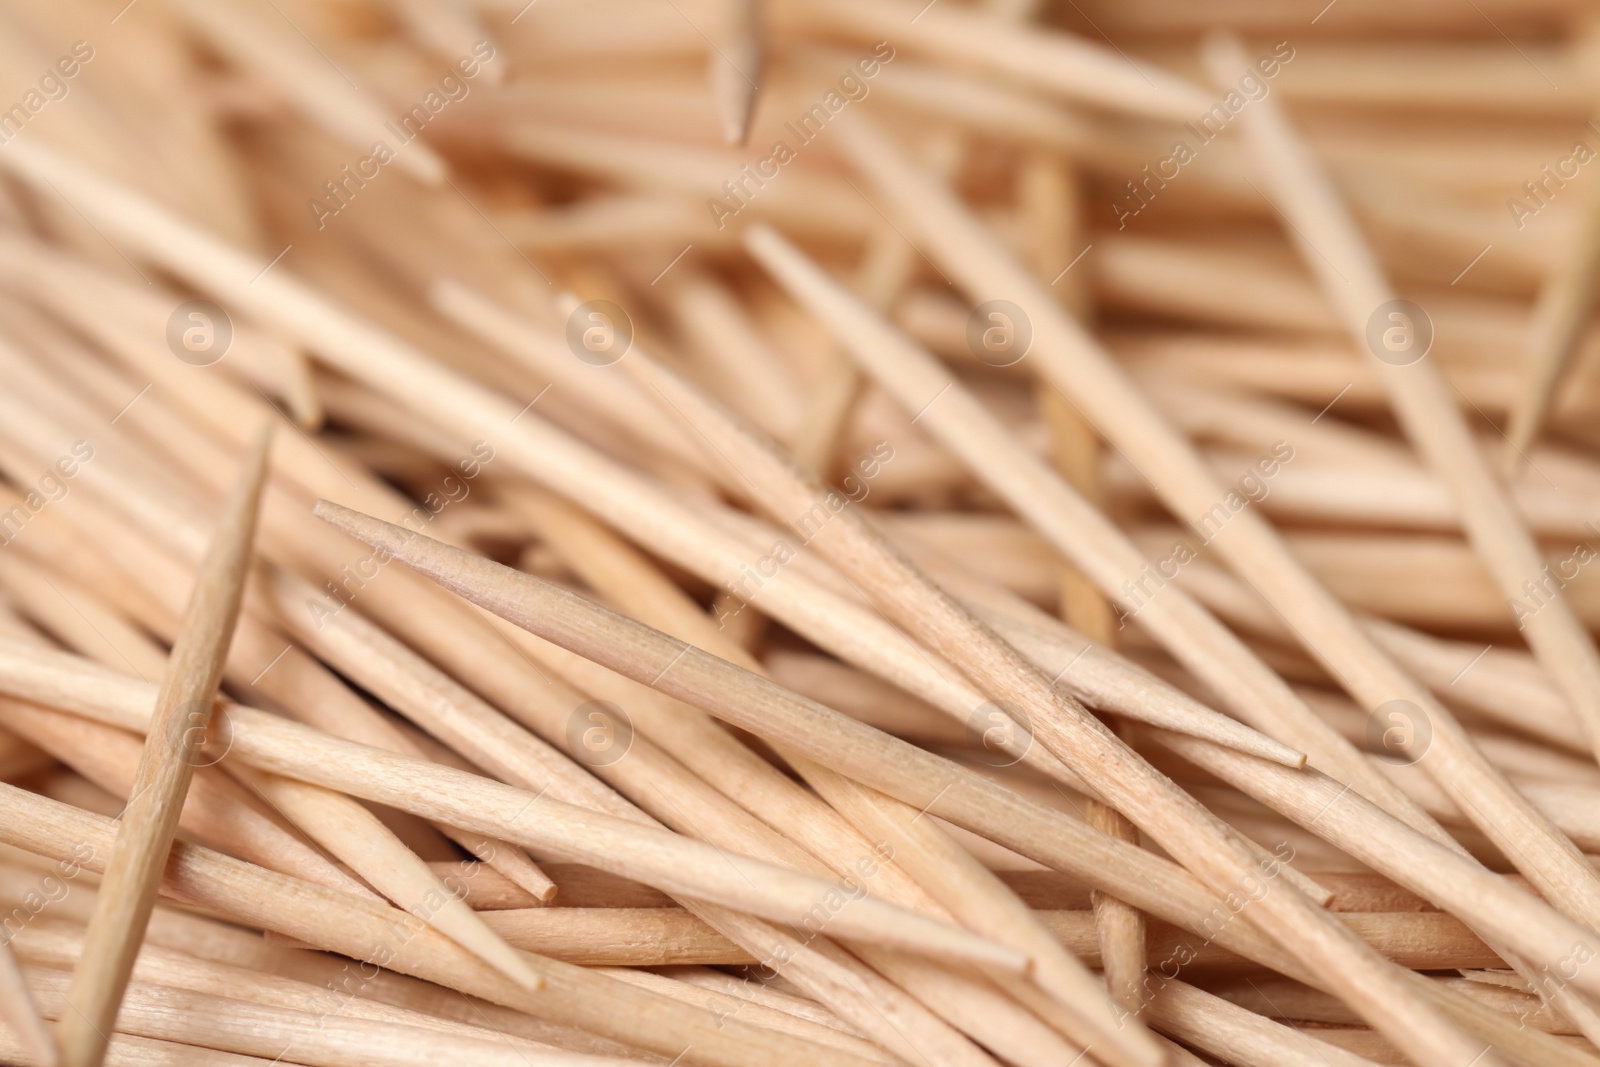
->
[711,0,762,144]
[313,502,1503,1067]
[0,936,56,1067]
[57,426,273,1067]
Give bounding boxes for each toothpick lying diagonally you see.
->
[1503,146,1600,467]
[6,634,1587,1065]
[0,936,56,1067]
[711,0,762,144]
[0,639,1026,978]
[773,0,1214,121]
[498,494,1115,1067]
[315,502,1504,1067]
[24,328,995,1056]
[743,222,1412,819]
[830,108,1600,940]
[1202,33,1600,775]
[510,483,1154,1067]
[57,426,273,1067]
[0,783,878,1067]
[0,137,1299,774]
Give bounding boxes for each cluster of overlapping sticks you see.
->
[3,1,1600,1066]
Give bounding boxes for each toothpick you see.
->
[169,0,448,185]
[828,108,1600,944]
[13,918,564,1054]
[0,697,373,899]
[0,937,56,1067]
[1144,979,1384,1067]
[313,502,1502,1066]
[508,486,1158,1066]
[773,0,1213,121]
[744,222,1421,819]
[1202,33,1600,780]
[1,637,1579,1064]
[58,426,273,1067]
[598,968,892,1063]
[29,967,588,1067]
[0,769,937,1067]
[0,638,1027,979]
[710,0,762,144]
[1504,170,1600,465]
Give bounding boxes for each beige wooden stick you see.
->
[0,640,1025,978]
[0,699,372,900]
[1028,156,1148,1010]
[264,904,1523,972]
[772,0,1212,121]
[30,964,648,1067]
[226,765,547,992]
[0,936,57,1067]
[315,503,1502,1067]
[826,112,1600,940]
[743,224,1410,807]
[0,353,559,908]
[393,0,506,83]
[597,968,890,1062]
[1201,35,1600,779]
[711,0,762,144]
[0,778,887,1067]
[491,496,1099,1067]
[169,0,447,185]
[12,919,570,1057]
[552,332,1155,1060]
[5,639,1588,1067]
[1505,162,1600,465]
[1144,979,1383,1067]
[427,279,707,469]
[58,426,273,1067]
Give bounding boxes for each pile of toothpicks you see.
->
[2,1,1600,1065]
